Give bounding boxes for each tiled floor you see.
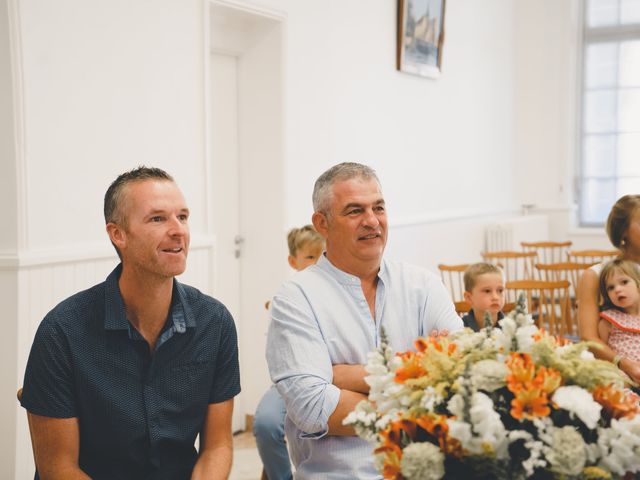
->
[230,431,263,480]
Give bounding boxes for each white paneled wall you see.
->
[13,241,215,479]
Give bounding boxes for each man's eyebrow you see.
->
[145,207,190,216]
[340,199,385,212]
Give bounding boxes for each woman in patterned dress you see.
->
[578,195,640,382]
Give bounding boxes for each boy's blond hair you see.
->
[599,258,640,311]
[287,225,325,256]
[464,263,503,292]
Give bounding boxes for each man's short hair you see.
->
[312,162,380,214]
[287,225,325,257]
[104,166,174,258]
[463,262,503,292]
[104,166,174,227]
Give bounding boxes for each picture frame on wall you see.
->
[397,0,446,78]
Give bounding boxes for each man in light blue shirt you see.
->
[266,162,463,479]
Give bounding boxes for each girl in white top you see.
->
[578,194,640,382]
[598,259,640,365]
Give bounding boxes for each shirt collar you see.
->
[316,253,387,285]
[103,264,196,332]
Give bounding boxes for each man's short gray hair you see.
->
[312,162,380,214]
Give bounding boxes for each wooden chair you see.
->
[481,251,537,304]
[567,249,620,265]
[534,262,592,327]
[438,264,470,315]
[534,262,591,298]
[505,280,573,338]
[522,241,572,264]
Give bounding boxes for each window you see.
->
[579,0,640,225]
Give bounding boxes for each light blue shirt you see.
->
[266,255,463,479]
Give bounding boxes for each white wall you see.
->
[280,0,520,226]
[2,0,610,478]
[513,0,611,249]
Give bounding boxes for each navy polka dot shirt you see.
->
[21,264,241,480]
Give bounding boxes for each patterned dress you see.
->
[600,309,640,362]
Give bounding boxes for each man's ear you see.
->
[288,255,297,270]
[312,211,329,239]
[106,223,126,251]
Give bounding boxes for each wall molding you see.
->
[0,235,216,269]
[7,0,28,251]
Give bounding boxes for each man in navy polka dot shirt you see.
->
[21,167,241,479]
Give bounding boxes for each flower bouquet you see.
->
[344,295,640,479]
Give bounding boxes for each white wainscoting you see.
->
[12,238,216,480]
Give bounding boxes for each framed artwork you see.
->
[397,0,446,78]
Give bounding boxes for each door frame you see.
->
[204,0,287,432]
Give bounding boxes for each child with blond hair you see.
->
[253,225,324,480]
[598,258,640,367]
[462,262,506,331]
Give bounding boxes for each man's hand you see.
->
[429,329,449,337]
[332,364,369,394]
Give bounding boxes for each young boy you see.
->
[254,225,325,480]
[462,262,506,331]
[287,225,324,271]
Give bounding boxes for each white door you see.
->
[209,52,244,432]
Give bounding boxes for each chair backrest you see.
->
[505,279,573,338]
[567,249,620,265]
[454,300,471,316]
[437,263,469,303]
[481,251,537,303]
[522,241,572,264]
[534,262,591,298]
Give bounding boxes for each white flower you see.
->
[597,415,640,475]
[470,359,508,392]
[447,418,472,446]
[515,325,538,352]
[580,349,595,360]
[400,442,445,480]
[420,387,443,411]
[469,392,509,458]
[544,426,587,476]
[447,393,464,418]
[498,316,517,336]
[342,401,379,442]
[552,386,602,429]
[451,330,487,352]
[508,430,547,476]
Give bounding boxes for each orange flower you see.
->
[593,384,640,420]
[511,387,551,420]
[414,413,460,455]
[373,445,403,480]
[533,366,563,395]
[506,353,536,392]
[395,351,426,383]
[415,337,429,352]
[376,418,421,479]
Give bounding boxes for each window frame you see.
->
[577,1,640,227]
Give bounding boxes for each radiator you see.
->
[484,215,549,252]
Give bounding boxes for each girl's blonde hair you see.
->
[599,258,640,311]
[287,225,325,256]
